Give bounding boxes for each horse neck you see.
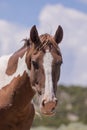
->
[9,46,35,109]
[11,71,35,109]
[0,45,35,109]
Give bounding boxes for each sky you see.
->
[0,0,87,86]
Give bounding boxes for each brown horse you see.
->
[0,25,63,130]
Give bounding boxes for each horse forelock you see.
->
[40,34,56,45]
[38,34,60,52]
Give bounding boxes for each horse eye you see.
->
[56,60,63,66]
[32,61,39,69]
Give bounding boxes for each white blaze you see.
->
[43,50,54,101]
[0,53,30,89]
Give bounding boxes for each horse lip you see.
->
[40,107,56,116]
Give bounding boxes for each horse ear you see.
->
[54,25,63,44]
[30,25,40,47]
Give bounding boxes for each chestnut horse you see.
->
[0,25,63,130]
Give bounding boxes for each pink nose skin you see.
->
[41,98,57,115]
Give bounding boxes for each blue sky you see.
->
[0,0,87,26]
[0,0,87,86]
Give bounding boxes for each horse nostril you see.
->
[42,100,46,107]
[42,98,58,107]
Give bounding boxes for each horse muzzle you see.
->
[40,97,57,116]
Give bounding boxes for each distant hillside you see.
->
[32,85,87,127]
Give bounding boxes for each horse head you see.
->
[26,25,63,115]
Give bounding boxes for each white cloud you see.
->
[0,20,28,55]
[38,4,87,86]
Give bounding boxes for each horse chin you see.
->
[41,110,56,116]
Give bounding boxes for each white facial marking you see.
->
[0,53,30,90]
[43,50,54,101]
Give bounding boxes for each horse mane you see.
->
[22,39,31,47]
[40,34,58,48]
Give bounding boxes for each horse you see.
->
[0,25,63,130]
